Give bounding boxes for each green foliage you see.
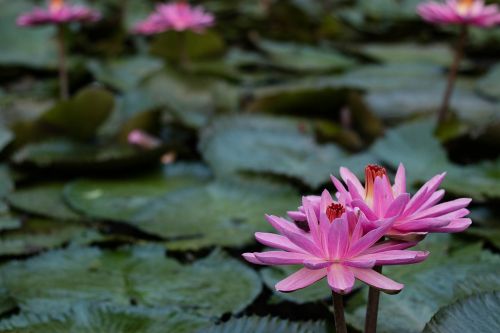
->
[422,292,500,333]
[200,316,328,333]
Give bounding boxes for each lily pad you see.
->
[0,302,210,333]
[7,183,83,221]
[87,57,163,91]
[0,127,13,153]
[0,218,103,256]
[476,64,500,100]
[361,43,453,66]
[0,246,261,317]
[66,172,298,249]
[422,292,500,333]
[200,115,374,188]
[200,316,328,333]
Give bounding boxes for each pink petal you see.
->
[393,218,450,232]
[385,193,410,218]
[350,267,404,294]
[363,240,418,254]
[327,264,355,294]
[354,250,427,265]
[265,214,302,234]
[327,214,349,259]
[280,228,323,257]
[351,199,379,221]
[255,232,305,253]
[430,218,472,233]
[411,198,472,219]
[392,163,406,196]
[254,251,315,265]
[340,167,365,198]
[242,253,265,265]
[304,259,331,269]
[348,219,394,257]
[276,267,328,292]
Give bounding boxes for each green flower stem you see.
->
[332,291,347,333]
[438,24,468,125]
[364,266,383,333]
[56,25,69,100]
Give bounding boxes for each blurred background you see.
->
[0,0,499,332]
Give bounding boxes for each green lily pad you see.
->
[371,120,500,200]
[346,237,500,333]
[0,215,21,232]
[0,246,261,317]
[361,43,453,66]
[0,218,103,256]
[0,302,210,333]
[0,127,13,153]
[39,87,115,141]
[12,139,165,171]
[476,64,500,100]
[422,292,500,333]
[0,0,57,68]
[66,171,298,249]
[199,316,328,333]
[257,40,356,73]
[0,287,16,317]
[200,115,374,188]
[0,166,13,199]
[87,56,163,91]
[7,183,83,221]
[261,265,330,304]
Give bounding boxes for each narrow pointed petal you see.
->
[385,193,410,218]
[281,228,323,257]
[287,211,306,221]
[340,167,365,197]
[304,259,331,269]
[394,218,450,232]
[327,215,349,259]
[411,198,472,219]
[392,163,406,196]
[265,214,302,234]
[363,240,418,254]
[386,231,428,242]
[350,267,404,294]
[351,199,379,221]
[348,219,394,256]
[327,264,355,295]
[431,218,472,233]
[255,232,305,253]
[276,267,328,292]
[254,251,315,265]
[354,250,425,265]
[304,197,321,245]
[242,253,266,265]
[343,259,376,268]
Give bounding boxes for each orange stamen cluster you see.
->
[326,203,345,222]
[364,164,387,204]
[50,0,64,11]
[457,0,474,13]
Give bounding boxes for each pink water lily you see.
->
[289,164,471,239]
[16,0,100,27]
[244,192,428,295]
[128,130,161,149]
[133,1,215,35]
[417,0,500,27]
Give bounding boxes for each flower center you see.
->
[364,164,387,205]
[326,203,345,222]
[50,0,64,11]
[457,0,474,14]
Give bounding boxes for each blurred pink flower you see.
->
[17,0,100,27]
[417,0,500,27]
[244,192,428,295]
[128,130,161,149]
[133,1,215,35]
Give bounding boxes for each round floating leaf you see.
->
[200,115,374,188]
[0,219,103,256]
[0,287,16,317]
[0,245,261,318]
[7,183,83,221]
[0,303,210,333]
[199,316,328,333]
[0,127,13,153]
[361,43,453,66]
[261,265,329,304]
[0,166,13,199]
[12,139,165,171]
[0,0,57,68]
[477,64,500,100]
[66,171,298,249]
[39,87,115,141]
[257,40,356,73]
[87,57,163,91]
[422,292,500,333]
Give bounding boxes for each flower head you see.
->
[133,1,215,35]
[331,164,472,238]
[244,191,428,295]
[17,0,101,27]
[417,0,500,27]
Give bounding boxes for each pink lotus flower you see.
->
[128,130,161,149]
[133,1,215,35]
[417,0,500,27]
[16,0,101,27]
[243,193,428,294]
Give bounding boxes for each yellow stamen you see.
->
[364,164,388,206]
[50,0,64,11]
[457,0,474,14]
